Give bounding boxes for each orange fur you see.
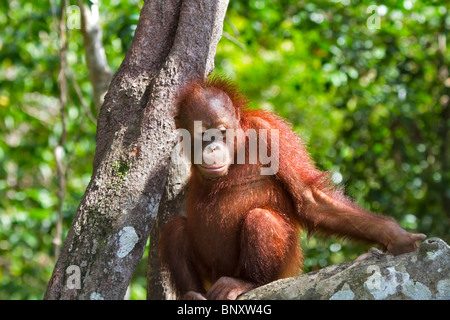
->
[159,76,421,299]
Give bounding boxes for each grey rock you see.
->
[240,238,450,300]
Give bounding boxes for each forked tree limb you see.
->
[44,0,229,300]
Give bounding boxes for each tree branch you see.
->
[51,0,69,260]
[44,0,229,300]
[145,0,230,300]
[78,0,113,110]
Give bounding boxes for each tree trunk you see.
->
[44,0,229,300]
[147,151,190,300]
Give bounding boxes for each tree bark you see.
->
[44,0,229,300]
[146,151,190,300]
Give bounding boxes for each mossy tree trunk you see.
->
[44,0,229,300]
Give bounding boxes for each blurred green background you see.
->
[0,0,448,299]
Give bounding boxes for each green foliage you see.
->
[0,0,448,299]
[217,0,450,272]
[0,0,141,299]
